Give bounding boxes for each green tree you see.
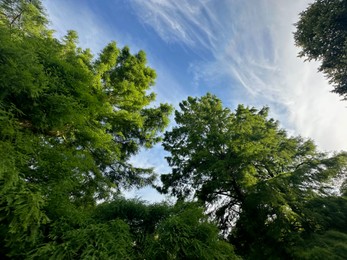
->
[232,156,347,259]
[144,202,240,260]
[290,194,347,259]
[95,199,239,260]
[161,94,347,259]
[30,198,239,259]
[31,218,134,259]
[0,0,172,257]
[0,0,48,35]
[294,0,347,98]
[94,197,172,258]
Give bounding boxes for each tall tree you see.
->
[294,0,347,98]
[161,94,347,258]
[0,0,172,257]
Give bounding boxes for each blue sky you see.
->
[42,0,347,202]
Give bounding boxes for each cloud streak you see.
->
[131,0,347,151]
[131,0,223,49]
[42,0,347,202]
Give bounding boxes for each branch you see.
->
[294,160,309,171]
[230,176,245,204]
[8,5,26,27]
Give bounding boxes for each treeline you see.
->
[0,0,346,259]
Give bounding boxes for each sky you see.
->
[42,0,347,202]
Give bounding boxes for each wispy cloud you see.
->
[42,0,347,202]
[131,0,223,49]
[131,0,347,151]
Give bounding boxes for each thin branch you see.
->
[9,8,24,27]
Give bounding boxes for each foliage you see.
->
[0,0,172,258]
[31,219,134,260]
[0,0,48,35]
[0,2,238,259]
[292,230,347,260]
[27,198,239,259]
[94,197,172,258]
[294,0,347,98]
[161,94,347,259]
[1,0,347,259]
[145,202,240,260]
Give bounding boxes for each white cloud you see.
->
[131,0,347,151]
[131,0,223,49]
[42,0,347,202]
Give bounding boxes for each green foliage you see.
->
[0,0,48,35]
[94,197,172,258]
[27,198,239,259]
[93,198,240,259]
[161,94,336,222]
[32,219,134,260]
[1,0,346,259]
[294,0,347,98]
[161,94,347,259]
[0,0,172,257]
[293,230,347,260]
[145,202,240,260]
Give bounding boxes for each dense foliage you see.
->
[1,0,163,258]
[161,94,347,259]
[1,0,346,259]
[27,199,238,259]
[294,0,347,98]
[0,1,239,259]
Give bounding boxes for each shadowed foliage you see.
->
[294,0,347,98]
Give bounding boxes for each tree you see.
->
[31,218,134,259]
[94,197,172,258]
[99,200,239,260]
[29,198,239,259]
[294,0,347,98]
[160,94,347,258]
[0,0,172,257]
[290,194,347,259]
[143,202,239,260]
[0,0,48,35]
[231,156,347,259]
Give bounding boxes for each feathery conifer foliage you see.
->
[294,0,347,98]
[161,94,347,259]
[0,0,173,257]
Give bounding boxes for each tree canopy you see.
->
[0,1,240,259]
[161,94,347,259]
[1,0,347,259]
[294,0,347,98]
[0,0,173,257]
[28,198,238,259]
